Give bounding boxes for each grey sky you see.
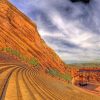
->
[9,0,100,63]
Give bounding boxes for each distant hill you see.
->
[68,63,100,68]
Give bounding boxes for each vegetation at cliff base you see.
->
[28,57,40,67]
[1,47,40,67]
[46,68,72,82]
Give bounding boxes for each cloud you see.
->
[9,0,100,63]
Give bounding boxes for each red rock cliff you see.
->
[0,0,66,72]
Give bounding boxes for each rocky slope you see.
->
[0,0,66,72]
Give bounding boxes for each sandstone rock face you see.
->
[0,0,66,72]
[71,68,100,84]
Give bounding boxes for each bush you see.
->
[59,73,72,81]
[1,47,40,67]
[47,69,59,76]
[28,57,39,67]
[47,68,72,81]
[2,47,20,57]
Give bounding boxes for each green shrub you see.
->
[47,69,59,76]
[59,73,72,81]
[47,68,72,81]
[28,57,39,67]
[3,47,12,52]
[1,47,40,67]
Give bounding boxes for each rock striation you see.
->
[0,0,66,72]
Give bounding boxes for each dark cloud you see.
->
[70,0,91,4]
